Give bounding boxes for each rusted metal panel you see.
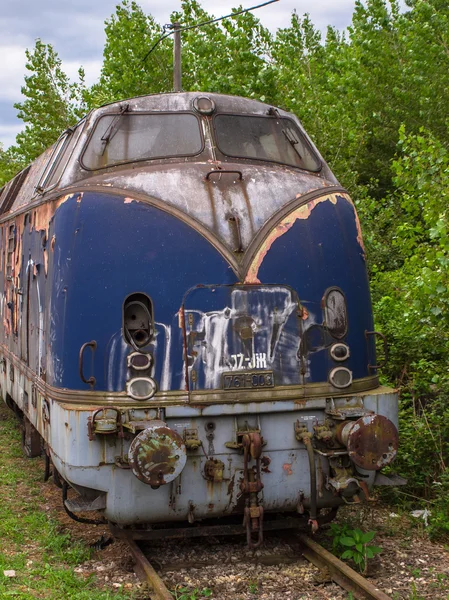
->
[337,414,399,471]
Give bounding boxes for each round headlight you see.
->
[329,367,353,389]
[126,377,157,400]
[193,96,216,115]
[127,352,152,371]
[330,343,350,362]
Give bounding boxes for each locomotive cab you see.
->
[0,92,400,545]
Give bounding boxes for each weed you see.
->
[328,524,382,574]
[248,580,259,594]
[408,581,425,600]
[171,585,212,600]
[0,404,135,599]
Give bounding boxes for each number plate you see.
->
[222,371,274,390]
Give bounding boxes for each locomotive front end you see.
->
[0,92,400,544]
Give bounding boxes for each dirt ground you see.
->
[39,471,449,600]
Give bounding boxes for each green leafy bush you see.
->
[328,524,382,573]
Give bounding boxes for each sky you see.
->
[0,0,399,150]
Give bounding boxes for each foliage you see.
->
[92,0,276,108]
[327,523,382,574]
[0,144,27,187]
[13,40,86,165]
[0,405,135,598]
[371,127,449,537]
[171,585,212,600]
[91,0,173,105]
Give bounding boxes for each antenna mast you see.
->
[148,0,280,92]
[173,22,182,92]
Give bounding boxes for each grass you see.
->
[0,404,136,599]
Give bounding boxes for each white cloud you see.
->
[64,59,103,87]
[0,123,24,150]
[0,45,27,102]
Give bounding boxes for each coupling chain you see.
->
[240,432,264,549]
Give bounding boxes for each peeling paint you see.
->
[245,193,340,284]
[183,286,300,389]
[283,463,293,476]
[351,200,366,255]
[124,197,138,204]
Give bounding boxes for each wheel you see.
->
[53,467,63,489]
[21,418,42,458]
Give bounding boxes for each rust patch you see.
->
[34,194,74,233]
[294,399,306,407]
[128,422,187,486]
[345,414,399,471]
[351,200,366,255]
[43,248,48,276]
[283,463,293,476]
[261,456,271,473]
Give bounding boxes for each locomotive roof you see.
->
[0,92,341,262]
[92,91,291,118]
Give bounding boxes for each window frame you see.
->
[0,166,31,215]
[212,112,322,173]
[80,110,206,171]
[35,129,73,195]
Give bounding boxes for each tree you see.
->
[91,0,277,108]
[13,39,86,164]
[0,144,25,187]
[90,0,173,106]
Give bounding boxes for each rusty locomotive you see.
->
[0,92,400,546]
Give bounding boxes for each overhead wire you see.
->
[141,0,279,64]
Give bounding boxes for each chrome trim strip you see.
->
[0,344,379,407]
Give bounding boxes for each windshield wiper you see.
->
[282,127,303,159]
[101,103,130,155]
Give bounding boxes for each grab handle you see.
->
[205,169,243,181]
[79,340,97,388]
[365,331,388,371]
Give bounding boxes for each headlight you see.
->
[193,96,216,115]
[330,343,350,362]
[329,367,352,389]
[127,352,152,371]
[126,377,157,400]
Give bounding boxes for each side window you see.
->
[0,166,31,215]
[35,125,80,194]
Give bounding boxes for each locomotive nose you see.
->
[128,421,187,487]
[336,414,399,470]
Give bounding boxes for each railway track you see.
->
[123,532,392,600]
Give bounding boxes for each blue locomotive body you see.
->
[0,92,399,542]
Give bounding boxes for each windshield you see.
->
[82,112,203,169]
[214,114,321,172]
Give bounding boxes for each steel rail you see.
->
[124,527,392,600]
[125,539,173,600]
[297,533,392,600]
